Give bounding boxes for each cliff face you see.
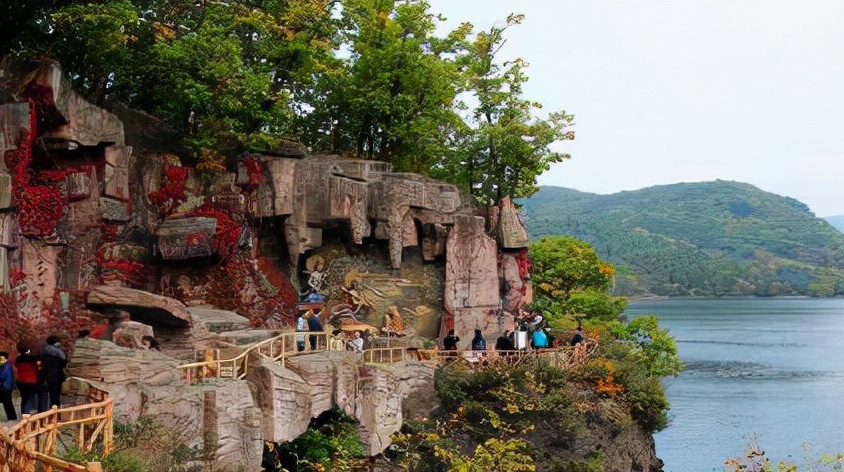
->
[2,62,664,471]
[0,61,532,349]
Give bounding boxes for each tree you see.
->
[299,0,470,172]
[438,14,574,206]
[3,0,339,164]
[529,235,615,304]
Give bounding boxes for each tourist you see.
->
[41,335,68,408]
[531,329,549,349]
[570,326,585,346]
[141,335,161,351]
[495,330,514,351]
[296,310,308,352]
[470,329,487,351]
[443,330,460,350]
[14,344,41,414]
[307,310,323,350]
[0,351,17,420]
[348,331,364,352]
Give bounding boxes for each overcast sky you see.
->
[429,0,844,217]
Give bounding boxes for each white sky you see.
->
[429,0,844,217]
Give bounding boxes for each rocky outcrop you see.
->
[69,337,436,469]
[67,338,266,470]
[247,351,435,456]
[0,60,548,468]
[443,215,504,349]
[87,285,192,326]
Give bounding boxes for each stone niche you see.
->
[156,216,217,260]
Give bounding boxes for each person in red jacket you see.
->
[13,344,41,414]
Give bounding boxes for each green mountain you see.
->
[825,215,844,233]
[519,181,844,297]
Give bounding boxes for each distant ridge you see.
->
[519,181,844,297]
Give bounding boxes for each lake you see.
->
[625,297,844,472]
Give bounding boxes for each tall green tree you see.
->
[437,14,574,206]
[300,0,470,173]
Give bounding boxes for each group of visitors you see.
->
[296,308,370,353]
[0,335,68,421]
[442,325,586,352]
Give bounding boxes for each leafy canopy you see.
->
[3,1,574,203]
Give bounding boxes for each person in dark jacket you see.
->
[42,335,68,408]
[495,330,514,351]
[0,351,17,420]
[570,326,585,346]
[307,310,323,350]
[443,330,460,350]
[14,344,41,414]
[470,329,487,351]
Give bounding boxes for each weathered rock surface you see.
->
[68,338,264,470]
[247,351,435,455]
[87,285,192,326]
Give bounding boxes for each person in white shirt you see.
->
[348,331,364,352]
[295,311,307,351]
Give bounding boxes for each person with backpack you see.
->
[0,351,17,420]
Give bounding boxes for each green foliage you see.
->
[562,290,627,323]
[440,14,574,206]
[4,1,572,201]
[267,406,366,472]
[610,315,684,378]
[58,415,206,471]
[520,182,844,297]
[303,0,469,171]
[529,236,614,299]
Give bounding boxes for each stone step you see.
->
[189,306,251,334]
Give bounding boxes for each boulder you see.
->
[87,285,192,326]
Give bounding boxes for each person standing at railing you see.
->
[531,329,549,349]
[40,335,67,408]
[495,330,515,351]
[307,309,323,350]
[0,351,17,420]
[296,311,308,352]
[443,330,460,350]
[570,326,585,346]
[470,330,487,351]
[348,331,363,352]
[13,344,41,414]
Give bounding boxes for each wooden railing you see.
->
[414,340,599,370]
[178,331,329,382]
[0,380,113,472]
[179,333,598,383]
[362,347,408,364]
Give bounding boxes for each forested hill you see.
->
[519,181,844,297]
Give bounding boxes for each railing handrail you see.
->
[178,331,330,381]
[0,378,113,472]
[178,334,599,383]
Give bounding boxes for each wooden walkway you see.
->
[0,336,595,470]
[0,380,113,472]
[177,330,598,382]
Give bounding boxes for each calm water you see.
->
[625,297,844,471]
